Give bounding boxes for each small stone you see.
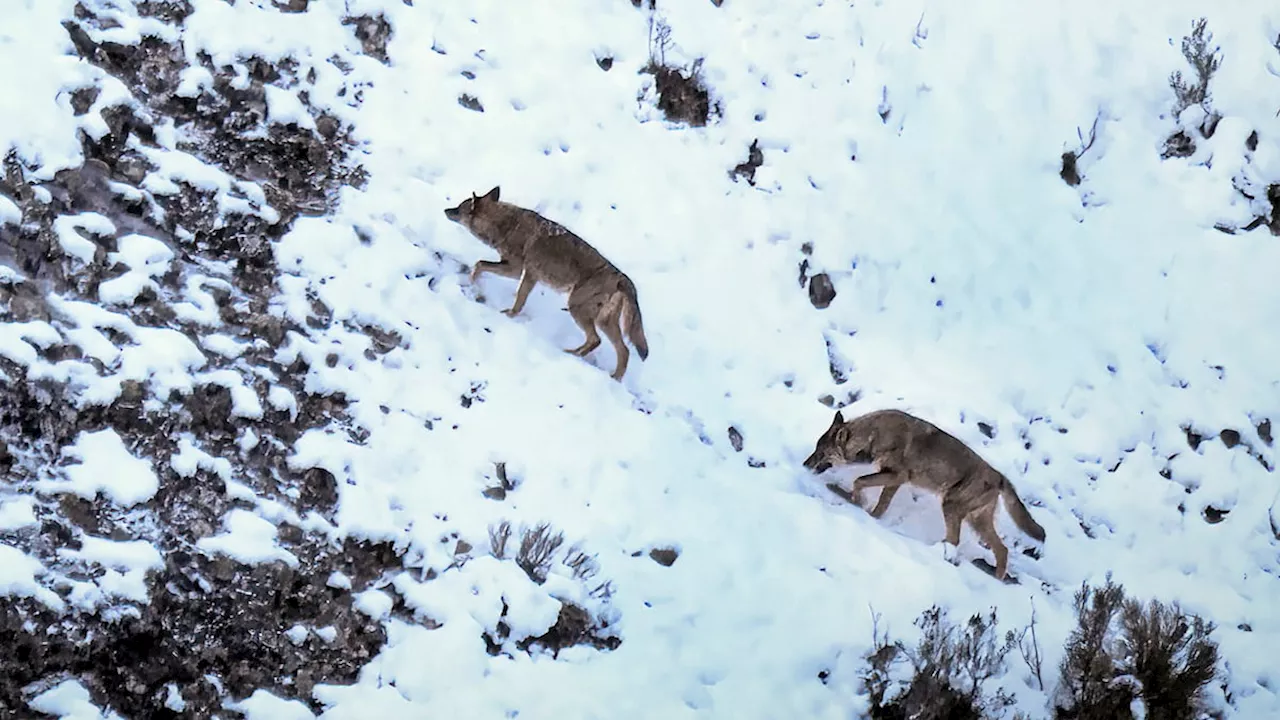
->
[808,272,836,309]
[648,547,679,567]
[727,426,744,452]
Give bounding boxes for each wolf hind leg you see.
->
[565,286,603,357]
[598,300,629,381]
[969,505,1010,580]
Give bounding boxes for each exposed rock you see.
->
[808,272,836,309]
[0,5,406,714]
[649,547,679,567]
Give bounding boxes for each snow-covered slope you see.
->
[2,0,1278,718]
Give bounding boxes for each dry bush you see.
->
[1163,17,1223,158]
[1169,18,1222,117]
[640,15,718,127]
[485,520,619,657]
[864,606,1018,720]
[1055,576,1220,720]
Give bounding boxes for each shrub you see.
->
[485,521,618,657]
[1169,18,1222,118]
[1054,576,1221,720]
[1060,113,1100,187]
[640,15,718,127]
[863,606,1018,720]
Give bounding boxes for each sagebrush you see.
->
[863,606,1018,720]
[1054,576,1220,720]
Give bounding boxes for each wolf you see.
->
[803,408,1046,581]
[443,186,650,381]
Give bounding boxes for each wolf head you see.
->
[443,186,501,229]
[803,410,872,473]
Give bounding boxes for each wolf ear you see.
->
[483,186,500,202]
[832,410,844,426]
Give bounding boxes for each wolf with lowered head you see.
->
[803,408,1046,581]
[444,186,649,381]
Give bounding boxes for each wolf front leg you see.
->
[851,471,905,518]
[936,492,971,570]
[503,269,537,317]
[471,259,522,284]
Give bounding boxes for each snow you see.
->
[0,193,19,225]
[0,543,64,612]
[57,536,164,611]
[196,508,300,568]
[164,684,187,712]
[28,679,124,720]
[53,212,115,265]
[198,369,266,419]
[65,536,165,573]
[267,385,299,418]
[201,333,250,358]
[98,233,175,306]
[42,429,159,507]
[0,496,38,531]
[265,84,317,131]
[0,0,86,177]
[0,0,1278,717]
[170,434,235,480]
[352,588,394,621]
[225,689,317,720]
[0,320,61,366]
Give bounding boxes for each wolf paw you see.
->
[941,545,961,567]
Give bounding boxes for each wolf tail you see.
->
[1000,477,1046,542]
[618,277,649,360]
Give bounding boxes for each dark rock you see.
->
[1184,425,1203,451]
[1219,428,1241,449]
[729,139,763,186]
[517,602,620,659]
[297,467,339,514]
[341,14,393,64]
[808,272,836,309]
[649,547,679,566]
[1162,130,1195,159]
[727,426,744,452]
[69,86,101,115]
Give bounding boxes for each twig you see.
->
[1019,600,1046,691]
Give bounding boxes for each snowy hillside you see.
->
[2,0,1279,717]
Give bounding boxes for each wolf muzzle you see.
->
[803,453,831,474]
[443,207,460,221]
